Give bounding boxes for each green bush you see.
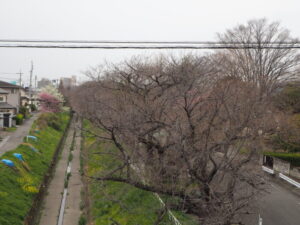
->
[36,113,63,131]
[15,113,24,125]
[78,215,87,225]
[30,104,37,112]
[19,106,29,118]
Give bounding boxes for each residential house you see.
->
[0,88,16,127]
[20,88,30,107]
[0,80,23,113]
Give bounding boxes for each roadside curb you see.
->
[0,136,10,150]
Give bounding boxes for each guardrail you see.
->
[258,214,263,225]
[154,193,182,225]
[262,166,274,174]
[279,173,300,188]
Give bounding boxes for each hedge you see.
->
[264,152,300,167]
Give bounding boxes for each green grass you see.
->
[83,121,198,225]
[4,127,17,132]
[0,112,70,225]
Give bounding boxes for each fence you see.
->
[258,215,263,225]
[262,166,274,174]
[279,173,300,188]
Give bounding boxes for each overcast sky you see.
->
[0,0,299,85]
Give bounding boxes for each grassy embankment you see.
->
[82,120,198,225]
[0,112,70,225]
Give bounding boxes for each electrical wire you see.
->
[0,39,299,49]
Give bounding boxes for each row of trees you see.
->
[70,19,300,224]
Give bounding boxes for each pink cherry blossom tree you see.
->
[39,92,62,113]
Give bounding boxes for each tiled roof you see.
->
[0,102,15,109]
[0,80,22,89]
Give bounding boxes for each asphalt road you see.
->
[0,113,39,154]
[243,179,300,225]
[260,181,300,225]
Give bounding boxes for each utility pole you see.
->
[18,70,23,87]
[29,61,33,105]
[35,75,37,90]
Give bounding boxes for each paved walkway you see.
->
[63,119,83,225]
[0,113,39,154]
[39,117,75,225]
[39,116,83,225]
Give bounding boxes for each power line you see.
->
[0,39,299,44]
[0,44,300,49]
[0,39,299,49]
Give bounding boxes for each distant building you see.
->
[37,78,52,89]
[60,76,77,89]
[51,79,59,88]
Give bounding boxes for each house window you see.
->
[0,96,4,102]
[11,89,15,94]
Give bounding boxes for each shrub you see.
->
[78,215,87,225]
[30,104,37,112]
[19,106,29,118]
[15,114,24,125]
[36,113,63,131]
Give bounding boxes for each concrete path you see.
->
[39,116,83,225]
[39,117,76,225]
[63,119,83,225]
[0,113,39,154]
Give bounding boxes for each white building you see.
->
[60,76,77,89]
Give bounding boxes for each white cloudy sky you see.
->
[0,0,299,85]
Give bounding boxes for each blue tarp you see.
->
[27,135,38,141]
[13,153,24,161]
[1,159,15,167]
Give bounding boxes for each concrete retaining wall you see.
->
[273,158,290,175]
[290,167,300,180]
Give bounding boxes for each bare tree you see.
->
[71,54,275,224]
[216,18,300,96]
